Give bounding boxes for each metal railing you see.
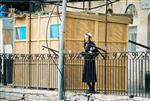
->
[0,54,58,89]
[64,52,150,98]
[0,52,150,98]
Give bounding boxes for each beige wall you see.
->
[137,9,150,51]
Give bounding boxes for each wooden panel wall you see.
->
[13,15,60,54]
[12,12,132,90]
[64,12,131,53]
[63,12,131,91]
[13,58,58,88]
[13,12,132,53]
[13,15,60,88]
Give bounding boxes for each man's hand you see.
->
[89,51,92,54]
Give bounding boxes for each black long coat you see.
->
[81,41,98,83]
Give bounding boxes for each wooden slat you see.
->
[66,12,133,24]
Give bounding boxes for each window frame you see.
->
[147,14,150,50]
[49,24,61,39]
[128,26,137,52]
[15,26,27,40]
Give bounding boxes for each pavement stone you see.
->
[0,87,150,101]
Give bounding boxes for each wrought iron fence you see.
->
[0,54,58,89]
[0,52,150,98]
[64,52,150,98]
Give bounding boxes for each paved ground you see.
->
[0,86,150,101]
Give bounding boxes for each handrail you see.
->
[129,40,150,50]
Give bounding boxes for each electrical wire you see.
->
[43,2,84,10]
[45,5,56,54]
[44,0,119,10]
[1,0,119,12]
[45,4,64,79]
[89,0,119,10]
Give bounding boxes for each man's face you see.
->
[85,35,89,42]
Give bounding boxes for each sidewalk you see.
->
[65,92,150,101]
[0,86,150,101]
[0,86,58,101]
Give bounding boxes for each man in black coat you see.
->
[81,32,99,93]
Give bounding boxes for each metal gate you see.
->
[0,54,13,86]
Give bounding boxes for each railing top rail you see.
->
[0,51,150,60]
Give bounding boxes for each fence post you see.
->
[104,0,108,94]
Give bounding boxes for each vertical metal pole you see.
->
[88,0,91,10]
[58,0,67,100]
[104,0,108,94]
[0,19,3,54]
[29,2,32,55]
[83,1,85,10]
[29,2,32,87]
[0,19,4,86]
[126,0,128,6]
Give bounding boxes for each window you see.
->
[128,26,137,52]
[50,24,60,38]
[147,14,150,49]
[3,29,11,44]
[141,0,150,9]
[16,26,26,40]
